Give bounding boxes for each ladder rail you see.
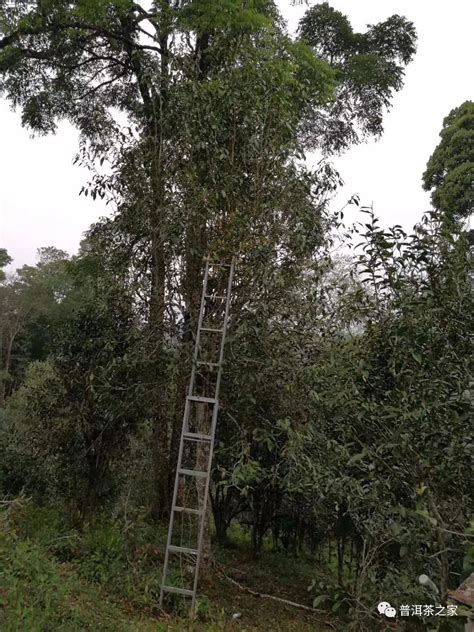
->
[188,261,210,399]
[189,398,219,610]
[215,259,234,402]
[159,259,210,607]
[190,260,234,610]
[159,398,189,605]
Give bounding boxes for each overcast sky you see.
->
[1,0,473,269]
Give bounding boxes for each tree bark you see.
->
[150,223,169,519]
[130,21,172,521]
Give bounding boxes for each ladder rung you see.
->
[187,395,217,404]
[178,468,208,478]
[174,506,203,515]
[207,262,231,267]
[162,585,194,596]
[200,327,224,333]
[196,361,220,367]
[204,294,227,300]
[183,431,212,442]
[168,544,198,555]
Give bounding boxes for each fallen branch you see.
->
[217,564,336,628]
[0,496,32,510]
[0,497,31,505]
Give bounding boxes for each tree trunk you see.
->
[214,509,230,546]
[150,219,169,520]
[337,536,345,587]
[195,401,213,575]
[167,347,189,504]
[82,442,108,519]
[124,17,171,521]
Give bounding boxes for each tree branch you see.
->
[0,20,164,55]
[217,564,335,623]
[75,70,128,101]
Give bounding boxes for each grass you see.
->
[0,523,156,631]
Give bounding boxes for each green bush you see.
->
[0,501,155,631]
[75,521,125,585]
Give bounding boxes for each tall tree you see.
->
[0,247,75,403]
[423,100,474,227]
[1,243,147,514]
[297,2,417,152]
[0,1,417,517]
[0,248,12,282]
[0,250,23,405]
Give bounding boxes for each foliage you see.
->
[423,100,474,226]
[0,248,74,402]
[298,3,417,151]
[296,209,472,626]
[206,206,472,629]
[0,244,149,514]
[0,500,155,631]
[1,498,326,630]
[0,248,12,282]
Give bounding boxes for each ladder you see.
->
[160,258,235,612]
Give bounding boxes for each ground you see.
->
[0,499,344,631]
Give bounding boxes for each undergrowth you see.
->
[0,498,334,631]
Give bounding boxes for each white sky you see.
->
[1,0,473,269]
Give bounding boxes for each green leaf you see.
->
[313,594,329,607]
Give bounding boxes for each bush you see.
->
[75,521,126,585]
[0,499,158,630]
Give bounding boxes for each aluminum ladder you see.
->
[159,258,234,612]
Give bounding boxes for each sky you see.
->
[0,0,473,270]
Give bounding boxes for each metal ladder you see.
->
[160,258,234,612]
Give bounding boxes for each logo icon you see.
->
[378,602,397,618]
